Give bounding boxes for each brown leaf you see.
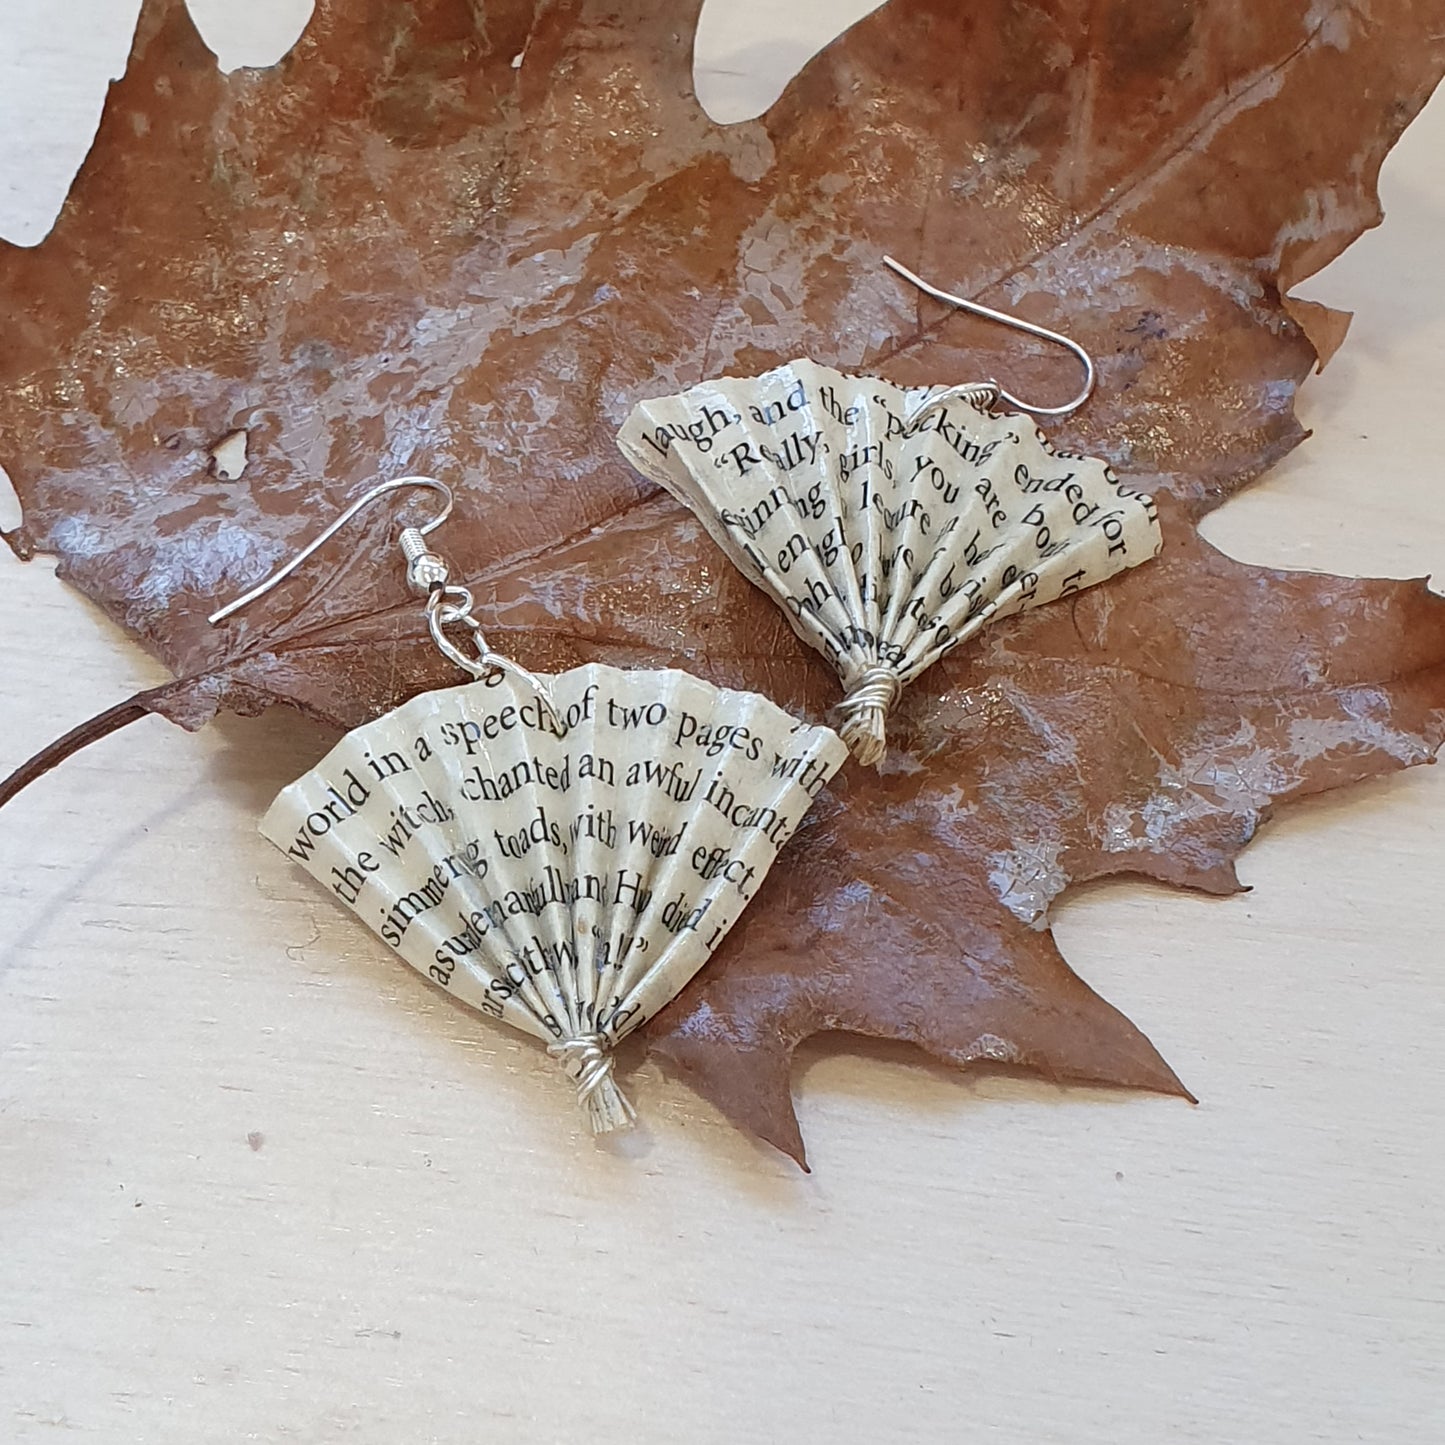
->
[2,0,1444,1163]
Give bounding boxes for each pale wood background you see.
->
[2,4,1442,1442]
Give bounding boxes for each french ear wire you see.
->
[208,475,451,623]
[209,475,559,725]
[882,255,1096,423]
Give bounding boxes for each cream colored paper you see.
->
[259,663,846,1131]
[618,359,1162,765]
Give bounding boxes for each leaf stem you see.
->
[0,683,189,811]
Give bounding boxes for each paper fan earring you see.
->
[211,478,846,1133]
[616,258,1163,766]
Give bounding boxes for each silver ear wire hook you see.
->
[208,474,560,727]
[208,476,454,624]
[882,255,1096,420]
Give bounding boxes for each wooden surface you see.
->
[2,5,1443,1441]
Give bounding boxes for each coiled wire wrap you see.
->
[547,1034,637,1134]
[906,381,999,427]
[831,381,995,768]
[836,666,903,768]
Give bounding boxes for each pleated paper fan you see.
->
[260,662,846,1131]
[619,359,1161,764]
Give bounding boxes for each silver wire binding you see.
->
[207,475,560,728]
[882,255,1096,422]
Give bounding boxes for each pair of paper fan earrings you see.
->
[213,259,1161,1135]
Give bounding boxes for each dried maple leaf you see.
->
[3,0,1444,1165]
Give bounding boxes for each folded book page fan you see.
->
[617,262,1163,765]
[212,479,847,1133]
[262,662,845,1130]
